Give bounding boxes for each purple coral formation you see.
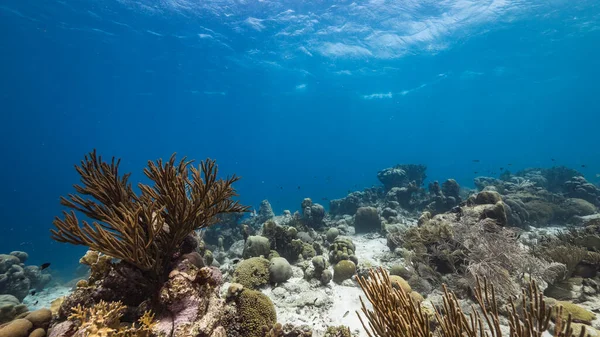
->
[154,263,227,337]
[154,294,201,335]
[208,266,224,286]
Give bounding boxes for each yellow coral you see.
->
[68,300,155,337]
[79,250,114,284]
[235,289,277,337]
[50,296,65,316]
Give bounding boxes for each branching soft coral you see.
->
[357,268,587,337]
[51,150,249,279]
[69,300,155,337]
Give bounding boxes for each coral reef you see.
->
[67,300,154,337]
[390,191,554,298]
[328,237,358,265]
[0,308,52,337]
[0,294,28,324]
[425,179,462,214]
[377,164,427,191]
[262,220,316,263]
[354,207,381,233]
[152,263,226,337]
[565,176,600,207]
[224,286,277,337]
[269,257,293,284]
[472,169,598,227]
[257,199,276,224]
[357,267,585,337]
[47,151,248,335]
[24,156,600,337]
[203,212,245,250]
[0,252,51,302]
[51,151,248,283]
[301,199,326,229]
[243,236,271,259]
[329,189,383,216]
[232,257,270,289]
[332,261,356,284]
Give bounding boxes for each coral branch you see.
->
[51,149,249,276]
[357,268,587,337]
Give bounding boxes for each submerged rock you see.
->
[354,207,381,233]
[269,257,293,284]
[333,260,356,284]
[243,236,271,259]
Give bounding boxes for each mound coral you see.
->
[0,308,52,337]
[333,260,356,284]
[354,207,381,233]
[233,257,270,289]
[225,287,277,337]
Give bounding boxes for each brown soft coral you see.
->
[50,150,249,284]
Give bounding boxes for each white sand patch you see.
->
[23,285,71,311]
[264,277,371,337]
[351,234,388,265]
[328,283,369,336]
[264,233,391,337]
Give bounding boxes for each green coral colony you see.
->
[1,153,600,337]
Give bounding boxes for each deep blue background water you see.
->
[1,0,599,276]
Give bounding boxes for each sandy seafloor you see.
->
[259,234,389,337]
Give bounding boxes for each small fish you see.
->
[472,159,480,162]
[297,186,301,190]
[34,300,38,305]
[30,290,36,296]
[508,163,513,166]
[40,263,51,270]
[343,310,350,318]
[551,158,555,161]
[500,167,504,171]
[321,197,328,201]
[581,165,586,168]
[474,171,478,174]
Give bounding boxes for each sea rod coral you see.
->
[357,267,587,337]
[50,149,248,287]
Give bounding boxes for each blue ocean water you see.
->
[0,0,599,276]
